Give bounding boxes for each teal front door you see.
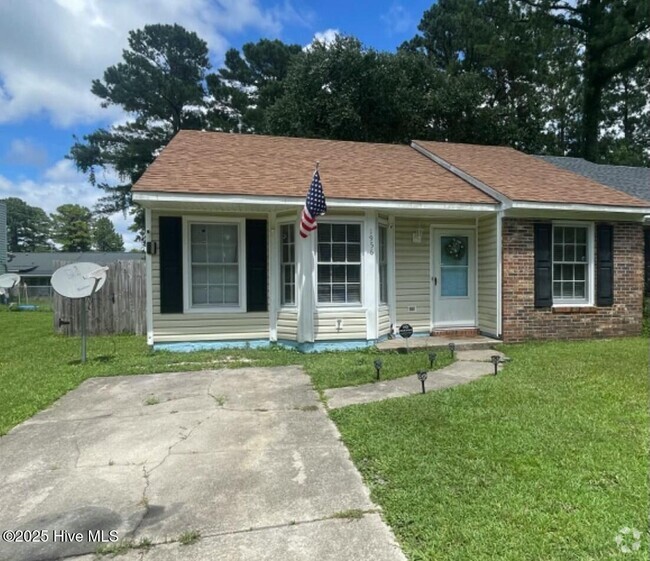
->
[432,229,476,328]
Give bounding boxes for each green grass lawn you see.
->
[331,338,649,560]
[0,309,451,435]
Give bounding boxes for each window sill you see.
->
[184,306,246,314]
[316,305,365,312]
[552,306,598,314]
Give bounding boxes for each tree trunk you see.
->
[582,83,602,162]
[582,36,603,163]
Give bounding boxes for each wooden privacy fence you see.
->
[53,259,146,336]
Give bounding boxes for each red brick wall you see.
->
[502,218,644,342]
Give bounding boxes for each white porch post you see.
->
[387,215,396,334]
[496,211,503,338]
[364,210,379,341]
[296,232,315,343]
[144,208,154,347]
[268,212,278,342]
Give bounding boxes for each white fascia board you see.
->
[508,201,650,216]
[410,141,512,208]
[133,191,498,213]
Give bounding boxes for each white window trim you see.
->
[315,218,365,308]
[551,221,595,307]
[183,216,247,314]
[378,220,389,305]
[278,220,298,310]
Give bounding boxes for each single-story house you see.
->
[538,156,650,295]
[132,131,650,351]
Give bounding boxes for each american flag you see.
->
[299,169,327,238]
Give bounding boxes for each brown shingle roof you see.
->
[414,140,648,208]
[133,130,496,204]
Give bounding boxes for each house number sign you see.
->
[368,228,375,255]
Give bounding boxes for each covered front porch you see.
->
[140,194,501,351]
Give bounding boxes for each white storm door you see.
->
[432,229,476,327]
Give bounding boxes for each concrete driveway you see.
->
[0,367,405,561]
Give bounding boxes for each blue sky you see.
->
[0,0,433,248]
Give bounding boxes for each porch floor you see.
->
[376,334,500,352]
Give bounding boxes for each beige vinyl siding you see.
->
[151,210,270,343]
[277,309,298,340]
[394,217,431,333]
[314,309,367,340]
[153,313,269,342]
[477,214,498,336]
[378,304,391,337]
[395,217,477,333]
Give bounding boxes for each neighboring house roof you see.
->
[133,130,496,204]
[0,201,6,270]
[537,156,650,203]
[6,252,145,277]
[414,141,648,208]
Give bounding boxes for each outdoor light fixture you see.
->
[448,342,456,358]
[417,370,428,394]
[428,352,437,369]
[491,355,501,376]
[374,359,383,381]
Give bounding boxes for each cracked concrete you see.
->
[0,367,405,561]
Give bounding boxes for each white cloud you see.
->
[304,28,340,51]
[314,28,340,45]
[43,159,80,183]
[0,159,138,250]
[0,0,292,127]
[4,139,49,167]
[381,3,415,36]
[271,0,315,29]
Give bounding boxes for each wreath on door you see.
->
[445,237,466,260]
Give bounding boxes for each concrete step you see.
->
[376,335,501,353]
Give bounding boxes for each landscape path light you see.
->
[374,358,383,381]
[417,370,428,394]
[491,355,501,376]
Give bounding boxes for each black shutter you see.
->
[246,219,268,312]
[644,228,650,296]
[159,216,183,314]
[534,223,553,308]
[596,224,614,307]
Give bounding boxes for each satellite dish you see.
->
[51,263,109,364]
[0,273,21,289]
[51,263,108,299]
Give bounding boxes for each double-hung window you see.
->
[552,224,592,305]
[317,223,362,304]
[280,223,296,306]
[378,224,388,304]
[189,222,241,308]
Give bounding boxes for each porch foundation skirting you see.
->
[501,218,644,343]
[154,337,386,353]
